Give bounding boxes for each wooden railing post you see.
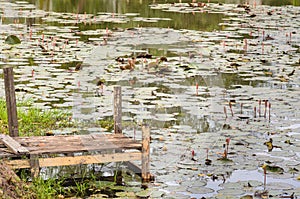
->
[3,67,19,137]
[142,125,150,182]
[114,86,122,134]
[30,154,40,178]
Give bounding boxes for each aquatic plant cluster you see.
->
[0,0,300,198]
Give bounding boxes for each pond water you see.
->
[0,0,300,198]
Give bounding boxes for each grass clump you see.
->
[0,99,73,136]
[30,177,62,199]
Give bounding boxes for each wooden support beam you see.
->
[3,67,19,137]
[30,154,40,178]
[123,161,142,177]
[5,152,142,169]
[0,134,29,154]
[114,85,122,134]
[4,159,30,169]
[141,125,151,182]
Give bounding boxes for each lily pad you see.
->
[5,35,21,45]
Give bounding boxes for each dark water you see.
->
[24,0,299,32]
[27,0,300,14]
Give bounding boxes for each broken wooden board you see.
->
[0,134,29,154]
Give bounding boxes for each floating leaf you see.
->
[5,35,21,45]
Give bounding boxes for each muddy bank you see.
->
[0,161,33,199]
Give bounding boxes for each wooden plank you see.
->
[0,134,29,154]
[5,152,142,169]
[12,134,142,155]
[123,161,142,176]
[27,143,142,155]
[14,134,133,145]
[16,140,141,150]
[4,159,30,169]
[141,125,151,182]
[3,67,19,137]
[0,148,19,158]
[114,86,122,134]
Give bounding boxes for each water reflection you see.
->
[24,0,225,31]
[23,0,299,32]
[26,0,300,15]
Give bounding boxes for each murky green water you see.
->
[23,0,300,31]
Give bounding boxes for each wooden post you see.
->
[114,86,122,134]
[142,125,150,182]
[30,154,40,178]
[3,67,19,137]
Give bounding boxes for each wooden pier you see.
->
[0,67,151,182]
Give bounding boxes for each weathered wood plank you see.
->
[0,134,142,157]
[5,152,142,169]
[114,86,122,134]
[0,134,29,154]
[40,152,142,167]
[3,67,19,137]
[14,134,132,144]
[27,143,142,155]
[10,134,142,155]
[16,137,139,146]
[142,125,151,182]
[30,154,39,178]
[0,148,19,158]
[5,159,30,169]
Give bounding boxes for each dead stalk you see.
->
[226,138,230,156]
[206,148,209,160]
[263,165,267,190]
[224,106,227,118]
[229,102,234,116]
[268,102,271,122]
[258,100,261,117]
[264,100,268,118]
[240,103,243,114]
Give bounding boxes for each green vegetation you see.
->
[0,99,73,136]
[95,117,114,132]
[25,174,129,198]
[30,177,62,199]
[5,35,21,45]
[26,176,96,198]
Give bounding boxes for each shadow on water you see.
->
[25,0,300,15]
[22,0,300,32]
